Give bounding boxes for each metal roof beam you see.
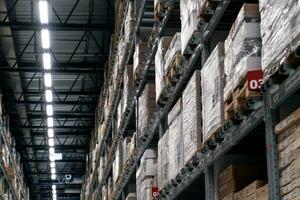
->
[17,145,87,150]
[7,90,99,96]
[22,159,85,163]
[0,67,102,74]
[5,100,97,105]
[0,21,113,31]
[12,125,93,129]
[30,131,90,136]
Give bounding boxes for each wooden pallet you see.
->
[224,96,234,122]
[182,29,202,56]
[264,35,300,88]
[165,53,183,86]
[234,81,261,111]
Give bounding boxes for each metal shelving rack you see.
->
[0,123,25,200]
[85,0,300,199]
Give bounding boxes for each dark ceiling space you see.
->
[0,0,114,199]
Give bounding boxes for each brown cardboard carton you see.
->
[275,107,300,135]
[282,188,300,200]
[234,188,245,200]
[245,193,256,200]
[281,158,300,186]
[278,124,300,151]
[218,164,264,186]
[218,179,252,200]
[182,70,202,165]
[222,193,234,200]
[279,148,300,169]
[278,137,300,160]
[255,184,268,200]
[281,177,300,196]
[244,180,267,197]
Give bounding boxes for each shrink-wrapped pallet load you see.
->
[122,137,131,166]
[182,70,202,164]
[168,98,183,180]
[224,4,262,101]
[259,0,299,79]
[123,65,134,114]
[157,130,169,190]
[140,149,157,181]
[155,37,173,103]
[112,143,122,187]
[164,33,181,73]
[126,193,137,200]
[180,0,201,53]
[138,84,156,139]
[201,43,225,143]
[133,41,148,80]
[125,1,135,43]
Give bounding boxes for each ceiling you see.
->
[0,0,114,199]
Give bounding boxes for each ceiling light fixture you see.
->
[49,147,55,155]
[45,89,53,102]
[51,168,56,174]
[41,29,50,49]
[52,185,56,190]
[44,73,52,87]
[43,53,51,69]
[46,104,53,116]
[49,154,55,161]
[51,174,56,180]
[50,161,55,168]
[47,128,54,137]
[38,1,49,24]
[48,138,54,147]
[47,117,54,127]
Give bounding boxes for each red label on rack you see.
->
[247,70,263,91]
[152,187,159,199]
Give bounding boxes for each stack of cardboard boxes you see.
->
[138,84,156,140]
[218,164,267,200]
[201,43,225,143]
[260,0,299,80]
[223,3,262,102]
[275,107,300,199]
[133,40,148,81]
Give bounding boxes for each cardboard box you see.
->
[138,84,156,139]
[157,130,169,190]
[279,148,300,169]
[133,41,148,77]
[281,177,300,196]
[218,179,252,200]
[155,37,173,102]
[255,184,268,200]
[141,178,153,200]
[234,189,245,200]
[123,65,134,112]
[281,158,300,186]
[140,149,157,181]
[202,43,225,143]
[276,107,300,135]
[223,193,234,200]
[218,164,265,186]
[279,137,300,160]
[113,143,123,186]
[282,188,300,200]
[123,137,132,166]
[164,33,181,73]
[244,180,267,197]
[278,124,300,151]
[168,98,183,180]
[182,70,202,165]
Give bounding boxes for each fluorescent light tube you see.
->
[48,137,54,146]
[47,117,54,127]
[50,161,55,168]
[46,104,53,116]
[47,128,54,137]
[45,90,52,102]
[52,185,56,190]
[49,154,55,161]
[51,168,56,174]
[51,174,56,180]
[39,1,49,24]
[43,53,51,69]
[49,147,55,155]
[41,29,50,49]
[44,73,52,87]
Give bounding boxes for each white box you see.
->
[140,149,158,180]
[182,70,202,164]
[202,43,225,143]
[164,33,181,73]
[141,178,153,200]
[158,130,169,190]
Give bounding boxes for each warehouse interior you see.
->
[0,0,299,200]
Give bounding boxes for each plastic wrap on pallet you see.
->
[112,143,122,187]
[164,33,181,73]
[158,130,169,190]
[126,193,137,200]
[125,1,135,43]
[122,137,131,166]
[260,0,299,79]
[136,166,142,200]
[155,37,173,102]
[133,41,148,78]
[224,4,261,101]
[202,43,225,143]
[141,178,153,200]
[168,98,183,180]
[180,0,201,54]
[117,95,124,129]
[140,149,157,181]
[123,65,134,112]
[118,37,127,67]
[137,84,156,139]
[98,156,105,183]
[102,184,108,200]
[130,132,137,155]
[182,70,202,164]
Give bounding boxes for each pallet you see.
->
[198,0,220,23]
[165,54,184,87]
[264,37,300,89]
[182,29,202,56]
[203,127,222,149]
